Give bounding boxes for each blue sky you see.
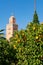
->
[0,0,43,34]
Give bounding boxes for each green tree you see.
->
[10,23,43,65]
[33,11,39,24]
[0,29,17,65]
[0,38,17,65]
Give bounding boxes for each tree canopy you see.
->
[33,11,39,24]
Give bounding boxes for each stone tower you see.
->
[6,16,18,41]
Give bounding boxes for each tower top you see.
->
[10,16,15,19]
[9,16,16,24]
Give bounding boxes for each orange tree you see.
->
[10,23,43,65]
[10,11,43,65]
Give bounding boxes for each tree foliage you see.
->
[10,22,43,65]
[33,11,39,24]
[0,30,17,65]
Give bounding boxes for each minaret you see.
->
[6,16,18,41]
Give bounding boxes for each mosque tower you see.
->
[6,16,18,41]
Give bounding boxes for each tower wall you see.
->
[6,16,18,41]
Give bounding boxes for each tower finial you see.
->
[34,0,36,11]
